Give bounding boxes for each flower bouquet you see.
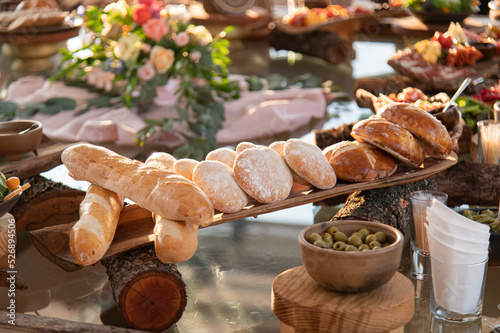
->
[53,0,240,159]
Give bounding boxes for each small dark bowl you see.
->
[0,193,20,219]
[467,41,497,60]
[299,220,404,293]
[428,102,461,130]
[409,10,471,23]
[0,120,43,162]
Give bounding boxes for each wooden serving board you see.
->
[29,152,457,272]
[272,266,414,333]
[0,136,76,179]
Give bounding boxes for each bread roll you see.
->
[70,185,123,266]
[269,141,310,186]
[174,158,198,181]
[351,118,424,168]
[15,0,59,10]
[284,139,337,190]
[236,142,265,155]
[193,161,248,213]
[233,148,293,203]
[145,152,177,171]
[153,214,199,264]
[323,141,397,182]
[206,148,237,168]
[376,103,452,159]
[62,143,214,226]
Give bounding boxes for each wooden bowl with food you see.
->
[0,120,43,162]
[298,220,404,293]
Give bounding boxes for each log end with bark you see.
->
[102,246,187,332]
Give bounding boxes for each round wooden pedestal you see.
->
[272,266,415,333]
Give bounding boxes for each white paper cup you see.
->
[430,256,488,322]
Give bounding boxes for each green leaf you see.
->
[40,104,62,114]
[46,97,77,110]
[24,103,46,117]
[0,102,20,121]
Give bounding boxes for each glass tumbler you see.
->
[409,190,448,280]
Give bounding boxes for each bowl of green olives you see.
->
[298,220,404,293]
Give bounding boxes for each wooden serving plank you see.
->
[29,152,457,272]
[0,136,76,179]
[272,266,414,333]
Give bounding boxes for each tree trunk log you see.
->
[313,123,355,151]
[102,246,187,333]
[331,179,437,274]
[10,175,85,232]
[430,160,500,207]
[269,27,355,65]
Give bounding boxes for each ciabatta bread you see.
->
[351,118,424,168]
[377,103,452,159]
[153,214,199,264]
[62,143,214,226]
[323,141,397,182]
[70,184,123,266]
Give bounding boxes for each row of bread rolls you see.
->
[0,0,68,31]
[322,102,453,182]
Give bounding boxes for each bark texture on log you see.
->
[102,245,187,333]
[314,123,355,151]
[269,27,355,65]
[10,175,84,232]
[0,310,148,333]
[430,160,500,207]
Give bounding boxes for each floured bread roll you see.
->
[145,152,176,171]
[351,118,424,168]
[377,103,452,159]
[174,158,198,181]
[153,214,199,264]
[193,161,248,213]
[269,141,310,186]
[206,147,237,168]
[284,139,337,190]
[233,148,293,203]
[323,141,397,182]
[16,0,59,10]
[236,142,265,155]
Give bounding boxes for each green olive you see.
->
[327,226,339,235]
[358,244,370,251]
[375,231,387,243]
[324,239,334,249]
[382,242,391,247]
[333,241,347,251]
[369,241,382,249]
[322,232,333,241]
[333,231,348,242]
[358,228,370,238]
[348,235,363,247]
[365,234,377,245]
[372,246,382,250]
[362,248,371,252]
[314,240,327,248]
[307,233,322,244]
[352,232,365,241]
[345,245,360,252]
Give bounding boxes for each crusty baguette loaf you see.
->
[351,117,424,168]
[323,141,397,182]
[153,214,199,264]
[376,103,452,159]
[70,184,123,266]
[62,143,214,226]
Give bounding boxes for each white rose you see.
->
[114,33,142,62]
[104,0,129,17]
[186,25,212,46]
[150,45,175,74]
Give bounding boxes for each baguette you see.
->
[152,214,199,264]
[61,143,214,226]
[70,185,123,266]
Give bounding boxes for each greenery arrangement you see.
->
[404,0,479,13]
[52,0,240,159]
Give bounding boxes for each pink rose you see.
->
[189,50,201,62]
[175,31,189,47]
[139,0,154,5]
[143,18,168,42]
[137,63,156,82]
[141,43,152,53]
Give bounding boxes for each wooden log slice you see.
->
[102,246,187,332]
[272,266,414,333]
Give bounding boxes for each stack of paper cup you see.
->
[425,200,490,315]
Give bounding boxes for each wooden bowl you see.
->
[0,193,20,219]
[298,220,404,293]
[0,120,43,162]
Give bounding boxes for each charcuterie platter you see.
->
[29,151,457,272]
